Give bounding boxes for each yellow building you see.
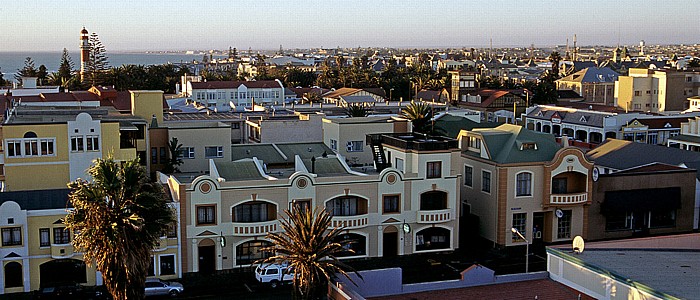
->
[615,68,699,112]
[0,189,181,294]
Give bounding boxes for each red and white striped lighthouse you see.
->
[80,27,89,81]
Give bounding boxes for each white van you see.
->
[255,262,295,288]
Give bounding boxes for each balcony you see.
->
[50,244,75,259]
[550,193,588,205]
[330,215,369,230]
[232,219,279,236]
[417,209,452,224]
[367,133,458,152]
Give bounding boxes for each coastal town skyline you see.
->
[4,0,699,52]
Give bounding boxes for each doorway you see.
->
[383,226,398,257]
[198,239,216,274]
[532,212,545,254]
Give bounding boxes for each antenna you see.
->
[572,236,585,254]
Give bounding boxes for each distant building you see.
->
[186,80,285,111]
[414,89,449,103]
[448,70,478,103]
[614,68,700,112]
[555,67,619,104]
[322,87,386,105]
[668,116,700,151]
[246,112,324,144]
[322,116,410,166]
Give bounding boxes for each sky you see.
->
[1,0,699,52]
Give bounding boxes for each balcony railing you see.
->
[550,192,587,205]
[417,208,452,224]
[331,215,369,229]
[232,219,279,236]
[51,244,74,259]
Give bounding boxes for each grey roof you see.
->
[527,106,608,127]
[557,67,619,83]
[569,249,700,299]
[215,160,265,181]
[587,139,700,170]
[340,95,378,104]
[669,134,700,144]
[0,189,70,210]
[469,124,562,164]
[302,157,349,176]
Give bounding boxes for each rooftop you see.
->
[466,124,562,164]
[587,139,700,170]
[369,132,458,152]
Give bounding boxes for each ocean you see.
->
[0,51,221,78]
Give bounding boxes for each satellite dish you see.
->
[555,209,564,218]
[573,236,585,254]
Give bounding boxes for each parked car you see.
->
[144,279,184,297]
[34,284,107,300]
[255,262,295,288]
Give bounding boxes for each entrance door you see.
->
[198,245,216,274]
[532,212,545,253]
[383,232,398,257]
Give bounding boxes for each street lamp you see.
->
[389,88,394,102]
[511,227,529,273]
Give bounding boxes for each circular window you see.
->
[297,178,308,189]
[386,174,397,184]
[199,182,212,194]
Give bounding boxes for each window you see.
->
[395,158,404,172]
[516,172,532,196]
[151,147,157,163]
[39,228,50,247]
[232,122,240,129]
[326,196,368,216]
[233,202,275,223]
[511,213,527,242]
[482,171,491,193]
[464,165,473,187]
[1,227,22,246]
[179,147,195,159]
[650,209,676,228]
[6,140,21,157]
[552,178,567,194]
[426,161,441,178]
[70,136,84,152]
[236,241,273,265]
[4,262,22,288]
[346,141,363,152]
[557,210,572,239]
[160,147,167,164]
[24,140,38,156]
[166,222,178,238]
[292,199,311,212]
[634,91,641,96]
[86,135,99,151]
[383,195,400,213]
[40,139,55,156]
[468,136,481,149]
[205,146,224,158]
[53,227,70,244]
[159,255,176,275]
[330,139,338,151]
[196,205,216,225]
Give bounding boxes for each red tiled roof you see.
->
[369,279,595,300]
[190,80,281,89]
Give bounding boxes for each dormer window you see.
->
[520,142,537,150]
[468,136,481,150]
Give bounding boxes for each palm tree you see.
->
[548,51,562,80]
[64,156,175,300]
[163,137,183,174]
[344,104,369,117]
[400,101,434,134]
[259,207,361,300]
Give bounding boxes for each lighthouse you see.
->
[80,27,90,81]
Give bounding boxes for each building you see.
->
[448,70,478,103]
[668,116,700,151]
[322,88,386,105]
[454,89,525,123]
[458,124,593,247]
[322,116,410,167]
[0,189,180,294]
[186,80,285,112]
[164,133,460,273]
[245,113,324,144]
[548,233,700,300]
[414,89,450,103]
[614,68,700,113]
[555,67,619,104]
[619,116,685,145]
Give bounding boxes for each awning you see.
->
[118,121,138,131]
[601,187,681,214]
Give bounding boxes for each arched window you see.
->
[5,262,22,288]
[232,202,276,223]
[325,196,368,216]
[236,240,273,265]
[332,233,366,257]
[23,132,37,138]
[516,172,532,196]
[415,227,450,251]
[419,191,447,210]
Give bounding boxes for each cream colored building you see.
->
[615,68,700,113]
[322,116,410,167]
[246,113,324,144]
[166,121,232,173]
[165,134,461,273]
[458,124,593,247]
[668,116,700,151]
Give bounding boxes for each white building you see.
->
[186,80,285,112]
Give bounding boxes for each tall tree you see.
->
[85,32,110,85]
[400,101,434,134]
[57,48,75,83]
[15,57,38,82]
[64,157,175,300]
[548,51,562,79]
[162,137,183,174]
[260,207,360,300]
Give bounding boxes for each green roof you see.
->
[303,157,349,176]
[434,114,502,138]
[215,160,265,181]
[231,144,286,164]
[472,124,562,164]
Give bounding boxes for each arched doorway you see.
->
[542,124,551,134]
[535,122,542,132]
[562,128,574,138]
[589,132,603,144]
[382,226,399,257]
[39,259,86,287]
[552,125,561,136]
[332,233,367,257]
[235,240,273,266]
[5,262,23,288]
[198,239,216,274]
[575,130,588,142]
[415,227,451,251]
